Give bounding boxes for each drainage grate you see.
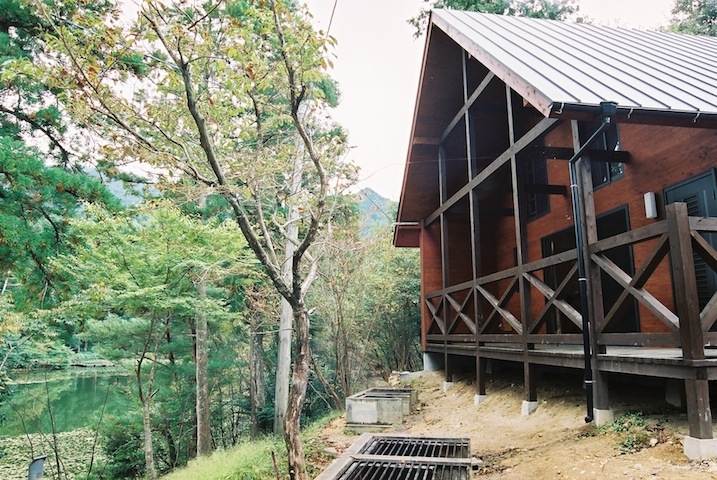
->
[316,434,473,480]
[337,457,471,480]
[359,435,470,459]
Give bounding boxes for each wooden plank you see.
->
[599,233,670,332]
[478,277,523,334]
[476,266,519,285]
[539,146,631,163]
[685,379,713,439]
[425,298,446,334]
[692,229,717,274]
[525,266,583,332]
[523,249,578,272]
[523,184,568,195]
[690,216,717,232]
[589,222,668,254]
[440,71,495,143]
[526,334,583,344]
[667,202,705,361]
[425,118,560,226]
[412,136,440,145]
[597,333,681,347]
[445,293,476,334]
[478,334,523,343]
[592,253,679,331]
[426,280,474,298]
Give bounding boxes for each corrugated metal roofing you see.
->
[432,10,717,118]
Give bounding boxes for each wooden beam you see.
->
[477,281,523,334]
[425,118,560,226]
[539,146,631,163]
[412,136,440,146]
[440,71,495,143]
[523,183,568,195]
[597,234,671,332]
[667,202,705,361]
[592,253,679,331]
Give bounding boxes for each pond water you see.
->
[0,373,132,437]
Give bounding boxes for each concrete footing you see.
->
[665,379,684,408]
[443,381,454,392]
[474,394,488,406]
[592,408,614,427]
[683,436,717,461]
[423,352,444,372]
[521,400,539,416]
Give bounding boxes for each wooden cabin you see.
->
[394,10,717,460]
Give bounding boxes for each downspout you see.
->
[566,101,618,423]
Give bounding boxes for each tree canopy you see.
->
[408,0,578,37]
[670,0,717,36]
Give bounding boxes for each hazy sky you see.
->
[302,0,676,201]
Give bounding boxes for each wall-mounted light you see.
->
[644,192,658,219]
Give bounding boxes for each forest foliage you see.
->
[0,0,420,478]
[2,0,711,478]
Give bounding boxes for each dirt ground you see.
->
[314,368,717,479]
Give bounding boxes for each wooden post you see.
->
[463,51,484,398]
[667,202,705,361]
[667,202,712,440]
[571,121,610,418]
[506,85,536,408]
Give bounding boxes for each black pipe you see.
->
[567,101,618,423]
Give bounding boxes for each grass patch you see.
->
[162,411,343,480]
[595,412,673,455]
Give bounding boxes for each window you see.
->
[579,121,624,188]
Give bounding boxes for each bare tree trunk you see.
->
[250,309,266,438]
[142,396,157,480]
[274,111,305,435]
[274,297,293,436]
[285,304,310,480]
[196,279,211,455]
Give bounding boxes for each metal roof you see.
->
[432,9,717,119]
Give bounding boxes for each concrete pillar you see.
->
[423,352,443,372]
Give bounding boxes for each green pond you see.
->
[1,373,132,437]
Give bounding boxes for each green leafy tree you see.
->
[0,139,118,308]
[309,195,421,403]
[52,202,253,478]
[409,0,578,37]
[670,0,717,36]
[34,1,352,477]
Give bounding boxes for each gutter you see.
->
[567,101,618,423]
[552,103,717,128]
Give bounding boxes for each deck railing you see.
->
[425,203,717,360]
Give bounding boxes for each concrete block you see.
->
[521,400,539,416]
[474,394,488,406]
[345,388,417,428]
[443,381,454,392]
[592,408,614,427]
[683,436,717,461]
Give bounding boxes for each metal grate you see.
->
[316,434,473,480]
[337,457,470,480]
[354,388,414,398]
[359,436,470,459]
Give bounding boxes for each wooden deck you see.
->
[426,342,717,379]
[421,206,717,443]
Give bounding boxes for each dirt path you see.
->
[315,369,717,479]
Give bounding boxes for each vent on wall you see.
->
[316,434,472,480]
